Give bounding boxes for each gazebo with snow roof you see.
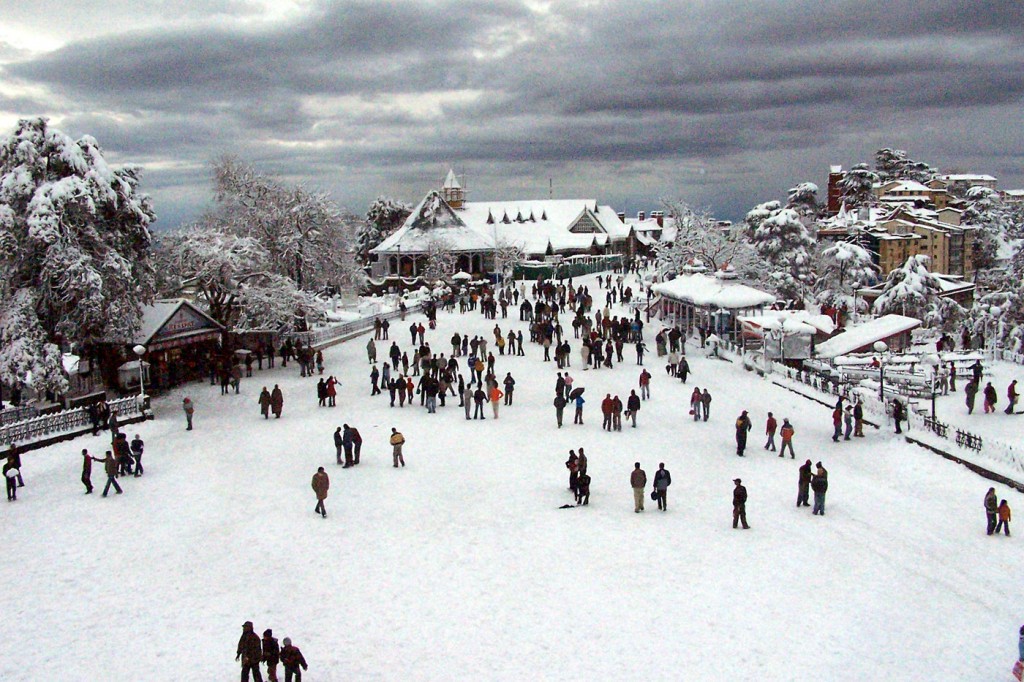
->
[651,273,776,339]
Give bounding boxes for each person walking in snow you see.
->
[996,499,1012,536]
[270,385,284,418]
[390,428,406,467]
[312,467,329,518]
[983,382,997,414]
[576,469,591,506]
[342,425,355,467]
[892,398,905,433]
[965,379,978,414]
[626,390,641,428]
[735,410,752,456]
[631,462,647,513]
[843,405,853,440]
[601,394,613,431]
[463,383,474,420]
[635,340,648,365]
[237,621,263,682]
[182,397,195,430]
[4,453,19,501]
[985,487,998,535]
[690,387,702,421]
[573,393,586,425]
[779,418,795,458]
[831,405,843,442]
[566,451,579,497]
[764,412,777,451]
[130,434,144,476]
[653,462,671,511]
[1006,380,1019,414]
[280,637,307,682]
[797,459,812,507]
[489,384,503,419]
[473,385,487,420]
[367,338,377,364]
[554,393,566,428]
[639,368,651,400]
[732,478,749,529]
[257,387,271,418]
[81,448,95,494]
[333,427,343,465]
[853,400,865,436]
[701,389,712,422]
[503,372,515,405]
[811,462,828,515]
[262,629,280,682]
[99,450,122,497]
[677,356,690,383]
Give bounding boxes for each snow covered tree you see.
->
[492,238,526,280]
[786,182,821,221]
[658,200,760,280]
[750,207,816,300]
[421,236,456,283]
[743,200,781,240]
[212,156,362,291]
[0,117,156,394]
[962,186,1023,281]
[357,196,410,263]
[873,255,944,319]
[838,164,879,208]
[814,240,878,309]
[874,148,935,184]
[156,223,324,333]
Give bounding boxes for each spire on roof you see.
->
[443,169,461,190]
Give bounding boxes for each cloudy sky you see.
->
[1,0,1022,228]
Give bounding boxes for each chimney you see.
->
[617,212,625,221]
[652,210,664,227]
[637,210,646,221]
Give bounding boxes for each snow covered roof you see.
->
[883,180,932,193]
[814,315,922,358]
[652,274,775,309]
[738,310,837,336]
[134,299,224,348]
[937,174,997,183]
[372,191,627,257]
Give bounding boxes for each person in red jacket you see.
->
[831,406,842,442]
[280,637,308,682]
[601,393,614,431]
[764,412,777,451]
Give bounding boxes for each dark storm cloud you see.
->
[2,0,1023,225]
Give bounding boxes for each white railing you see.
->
[285,302,424,348]
[0,396,142,448]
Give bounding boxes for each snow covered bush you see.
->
[750,207,816,300]
[659,200,760,281]
[0,117,156,394]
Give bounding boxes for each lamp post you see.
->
[873,340,888,401]
[988,305,1002,361]
[922,352,940,419]
[133,344,147,417]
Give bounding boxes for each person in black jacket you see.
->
[130,434,144,477]
[626,390,641,428]
[811,462,829,515]
[503,373,515,405]
[262,629,280,682]
[653,463,671,511]
[735,411,752,456]
[236,621,263,682]
[797,459,812,507]
[892,398,905,434]
[732,478,749,529]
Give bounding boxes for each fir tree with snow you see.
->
[814,240,878,309]
[785,182,821,221]
[838,163,879,208]
[0,117,156,395]
[873,148,935,184]
[962,186,1023,281]
[750,206,816,300]
[873,254,944,319]
[358,196,410,263]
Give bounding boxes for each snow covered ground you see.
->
[3,272,1024,681]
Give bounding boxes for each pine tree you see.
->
[750,207,816,300]
[873,255,944,319]
[838,164,879,208]
[874,148,935,184]
[0,117,156,394]
[358,196,410,263]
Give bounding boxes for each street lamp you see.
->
[873,340,888,401]
[133,344,147,417]
[921,352,940,419]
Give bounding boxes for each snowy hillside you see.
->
[2,272,1022,681]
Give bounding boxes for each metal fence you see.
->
[285,302,424,349]
[0,405,38,427]
[0,396,142,448]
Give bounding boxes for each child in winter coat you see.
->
[996,500,1012,536]
[280,637,308,682]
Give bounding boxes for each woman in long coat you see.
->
[270,385,284,418]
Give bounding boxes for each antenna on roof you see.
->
[549,178,552,199]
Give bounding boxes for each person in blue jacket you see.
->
[573,394,586,425]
